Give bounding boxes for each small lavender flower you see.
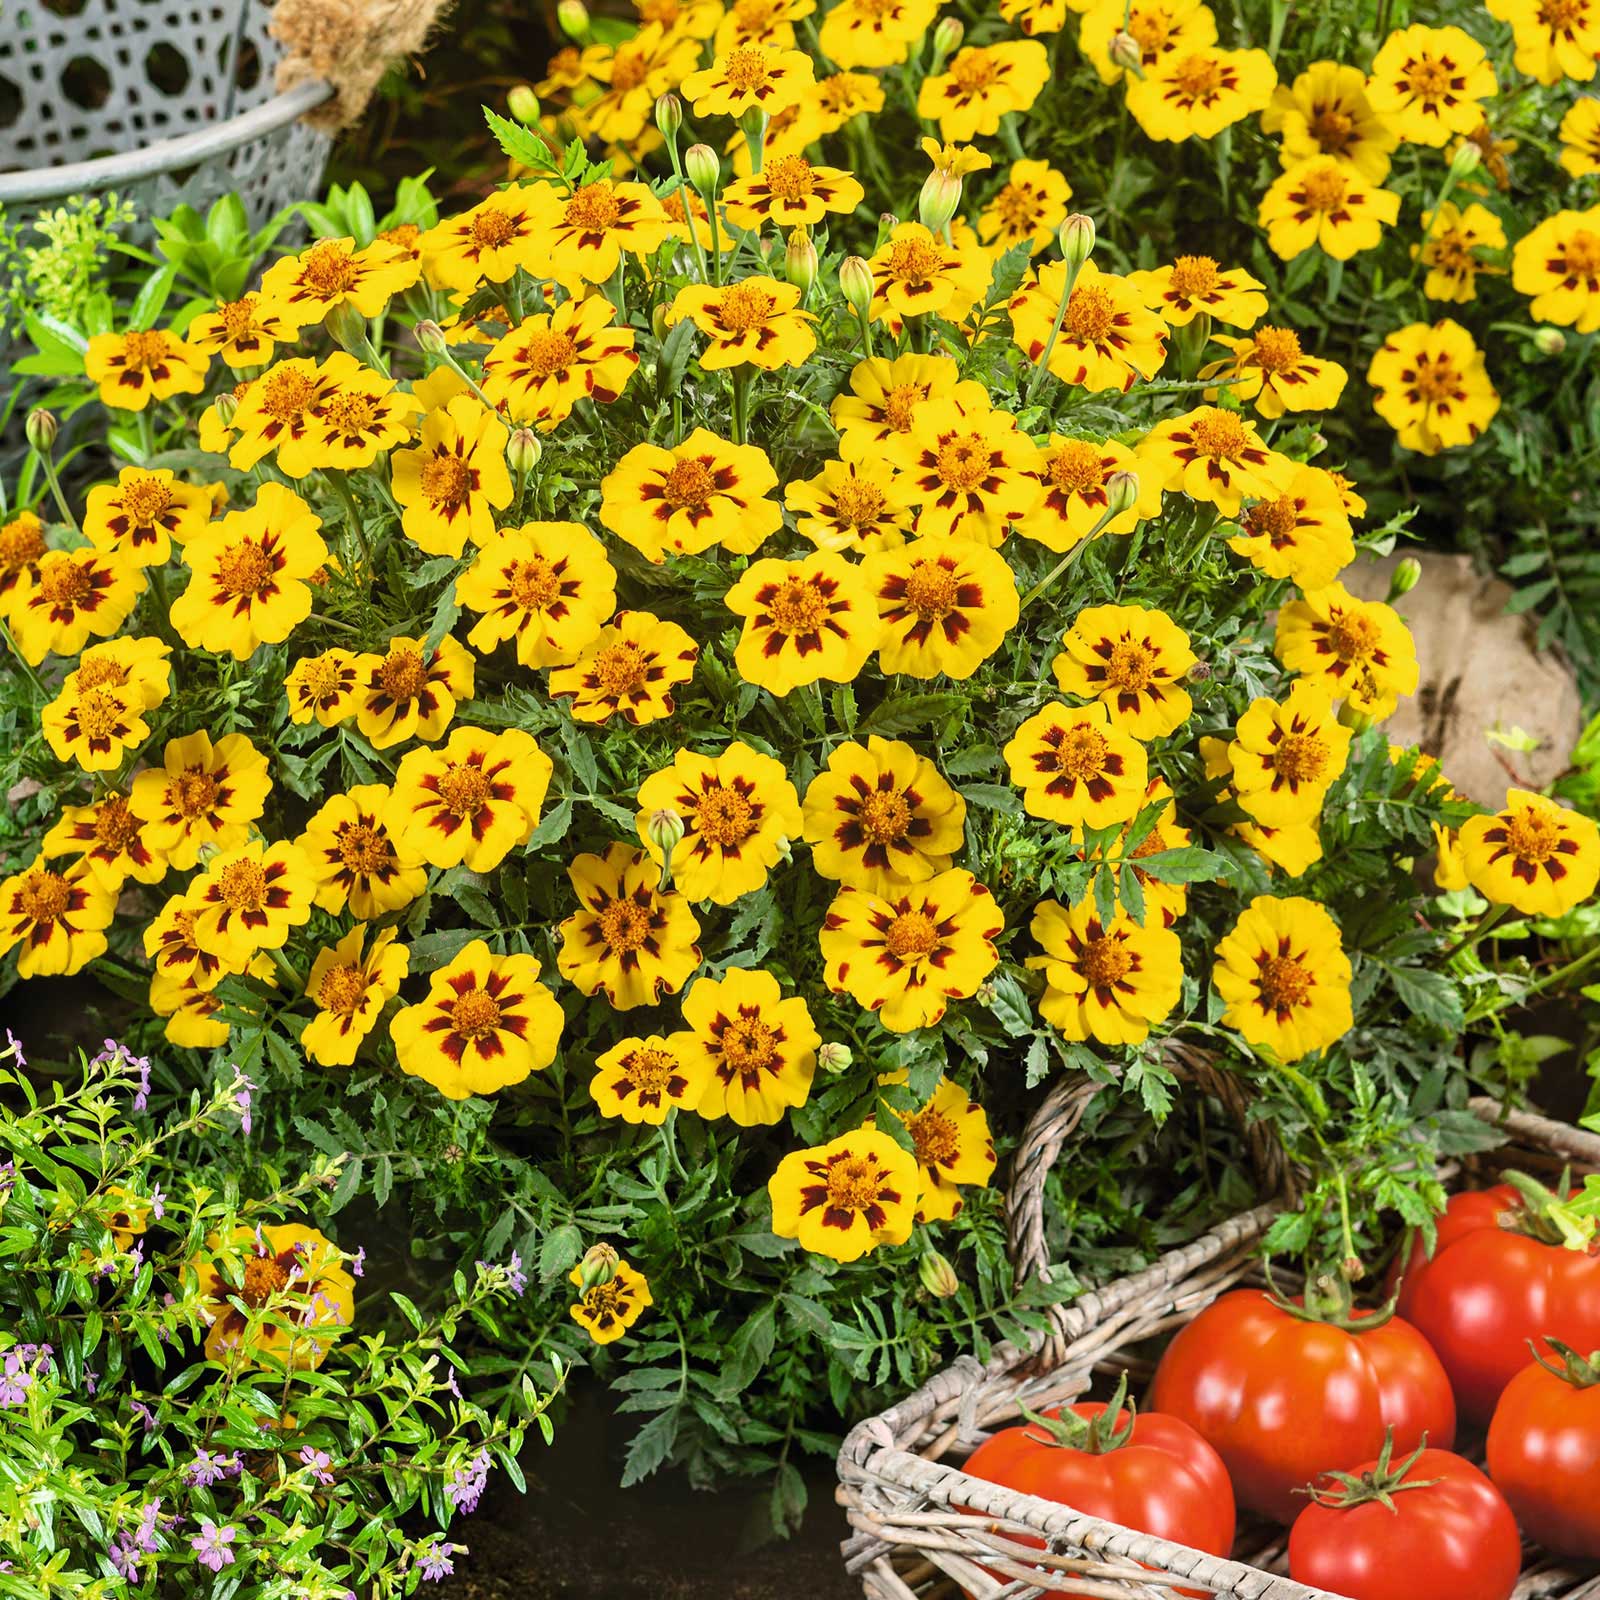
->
[109,1534,141,1580]
[233,1071,256,1135]
[0,1160,15,1200]
[183,1448,241,1488]
[505,1250,527,1297]
[416,1542,460,1582]
[190,1520,236,1574]
[441,1367,462,1401]
[135,1500,162,1548]
[130,1398,156,1432]
[149,1184,165,1221]
[298,1446,335,1486]
[83,1366,98,1396]
[444,1448,490,1515]
[350,1246,366,1278]
[3,1028,26,1067]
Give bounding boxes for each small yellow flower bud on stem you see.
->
[817,1042,853,1075]
[1023,214,1097,406]
[646,809,686,888]
[25,407,77,534]
[576,1242,618,1293]
[919,1250,960,1299]
[1018,475,1138,611]
[1387,556,1422,601]
[557,0,590,40]
[785,228,818,298]
[917,170,962,234]
[838,256,876,359]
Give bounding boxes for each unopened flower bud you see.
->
[1105,470,1139,518]
[684,142,720,194]
[817,1042,853,1076]
[918,169,963,232]
[507,85,541,125]
[651,302,670,340]
[577,1242,618,1293]
[1448,141,1482,181]
[212,392,240,427]
[919,1250,960,1299]
[1388,556,1422,601]
[414,319,448,356]
[1534,326,1567,357]
[1059,212,1096,269]
[507,427,541,476]
[933,16,964,56]
[738,105,768,141]
[322,299,369,352]
[839,256,875,317]
[646,807,686,858]
[655,92,683,141]
[785,228,818,294]
[557,0,590,39]
[25,408,58,454]
[1341,1254,1367,1282]
[1109,30,1143,72]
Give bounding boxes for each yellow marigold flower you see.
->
[523,177,672,293]
[353,634,475,752]
[1261,61,1399,183]
[802,736,965,894]
[1512,208,1600,332]
[1127,46,1276,142]
[1258,156,1400,261]
[1366,319,1500,455]
[10,547,142,667]
[549,610,699,724]
[600,429,780,562]
[863,537,1019,680]
[307,366,422,472]
[389,397,512,557]
[574,25,702,145]
[41,679,149,774]
[143,909,228,1007]
[722,154,865,230]
[0,853,116,978]
[64,634,171,710]
[84,467,210,568]
[635,0,721,40]
[725,550,881,695]
[769,1128,918,1263]
[1201,325,1347,420]
[149,968,234,1048]
[996,0,1081,32]
[683,44,814,118]
[1367,25,1496,146]
[1052,603,1195,739]
[1009,260,1169,393]
[188,292,290,369]
[568,1258,652,1343]
[830,354,987,463]
[1486,0,1600,85]
[389,726,553,872]
[1005,701,1149,828]
[41,792,163,893]
[1276,583,1419,721]
[200,380,247,455]
[228,355,347,478]
[0,508,48,612]
[190,838,314,961]
[1200,735,1324,878]
[1028,897,1183,1045]
[920,139,994,178]
[819,0,936,65]
[590,1035,710,1125]
[169,482,328,659]
[83,327,207,412]
[1128,255,1267,330]
[558,842,702,1009]
[1216,894,1355,1063]
[666,274,817,370]
[785,458,916,553]
[674,966,820,1123]
[1228,680,1352,827]
[1415,201,1506,303]
[303,925,410,1069]
[883,397,1041,544]
[1226,465,1355,589]
[821,868,1002,1032]
[190,1224,355,1369]
[867,221,990,326]
[286,648,360,728]
[1138,405,1292,516]
[876,1076,996,1222]
[1079,0,1216,83]
[1017,435,1161,552]
[976,160,1073,257]
[1460,789,1600,916]
[635,743,801,906]
[481,298,639,430]
[536,42,588,93]
[714,0,814,52]
[816,69,886,131]
[298,784,428,919]
[918,41,1050,141]
[129,730,271,871]
[456,519,616,668]
[1559,99,1600,176]
[257,235,420,333]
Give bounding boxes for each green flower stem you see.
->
[327,472,374,574]
[430,346,498,410]
[1000,113,1026,163]
[664,141,712,287]
[1021,256,1087,407]
[1439,900,1512,963]
[731,366,752,445]
[35,450,80,534]
[1018,504,1121,610]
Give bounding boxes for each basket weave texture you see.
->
[837,1074,1600,1600]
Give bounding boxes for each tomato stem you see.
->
[1263,1263,1399,1332]
[1500,1168,1600,1252]
[1531,1337,1600,1388]
[1306,1429,1443,1513]
[1018,1373,1137,1455]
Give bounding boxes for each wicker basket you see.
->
[836,1071,1600,1600]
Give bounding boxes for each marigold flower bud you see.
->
[1448,141,1482,181]
[414,319,449,356]
[817,1042,853,1075]
[655,92,683,141]
[1059,212,1097,269]
[1108,30,1143,72]
[918,170,963,232]
[577,1242,618,1293]
[919,1251,960,1299]
[25,408,59,454]
[738,105,769,140]
[1534,326,1567,357]
[932,16,964,58]
[507,428,541,476]
[785,229,818,294]
[1388,556,1422,601]
[322,299,368,352]
[651,302,670,341]
[839,256,875,318]
[646,808,686,857]
[557,0,589,39]
[507,85,540,125]
[684,143,721,194]
[212,392,240,427]
[1105,470,1139,518]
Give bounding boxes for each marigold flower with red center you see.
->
[187,293,291,368]
[866,222,990,326]
[9,547,142,666]
[714,0,814,52]
[1367,24,1496,146]
[814,69,886,131]
[523,177,673,293]
[0,853,117,977]
[42,792,164,892]
[917,40,1050,141]
[1079,0,1215,82]
[872,1074,997,1222]
[1213,895,1352,1062]
[863,537,1019,680]
[1199,735,1324,878]
[1137,404,1294,516]
[1016,434,1163,552]
[304,365,422,472]
[1276,583,1419,722]
[1052,603,1196,739]
[1127,45,1277,141]
[1261,61,1398,183]
[169,482,329,659]
[725,550,882,695]
[1028,897,1184,1045]
[1460,789,1600,917]
[722,154,865,230]
[1004,701,1149,828]
[1257,156,1401,261]
[548,610,699,724]
[977,159,1074,256]
[768,1128,919,1262]
[228,356,348,477]
[84,467,211,567]
[671,966,820,1124]
[128,730,272,871]
[1489,0,1600,84]
[1225,465,1355,589]
[830,354,988,463]
[256,235,421,333]
[481,297,639,429]
[0,508,48,612]
[821,868,1003,1033]
[1414,201,1506,304]
[286,648,361,728]
[391,397,513,556]
[1199,325,1347,418]
[190,838,315,961]
[419,188,549,293]
[568,1258,653,1343]
[144,889,235,993]
[883,397,1042,544]
[667,274,818,370]
[817,0,935,66]
[1008,260,1169,392]
[590,1035,711,1125]
[150,970,234,1049]
[1227,680,1352,827]
[558,842,702,1010]
[683,44,814,118]
[40,678,149,773]
[1129,254,1267,329]
[352,634,475,751]
[303,926,411,1069]
[635,743,801,905]
[1366,320,1500,455]
[83,326,208,411]
[1512,207,1600,332]
[62,635,172,710]
[298,783,429,918]
[577,24,704,144]
[785,458,916,553]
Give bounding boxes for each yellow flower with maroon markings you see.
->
[1004,701,1149,828]
[0,508,48,612]
[1028,897,1184,1045]
[389,725,553,872]
[1258,157,1400,261]
[723,155,865,231]
[558,842,702,1010]
[352,634,475,751]
[1214,896,1352,1061]
[227,357,343,478]
[1415,201,1506,304]
[875,1074,997,1222]
[830,354,988,463]
[725,550,882,695]
[590,1035,710,1125]
[190,839,315,960]
[10,547,142,666]
[1008,261,1169,393]
[1200,325,1347,418]
[785,458,916,553]
[1367,24,1495,146]
[683,44,814,118]
[917,40,1050,140]
[42,792,164,892]
[976,160,1073,257]
[1079,0,1216,82]
[84,467,210,567]
[1200,734,1324,878]
[84,327,207,411]
[1129,255,1268,329]
[549,610,699,724]
[920,140,996,178]
[0,854,116,978]
[667,275,817,370]
[391,938,563,1100]
[1127,46,1277,142]
[1460,789,1600,916]
[863,537,1019,680]
[661,182,730,253]
[635,743,802,906]
[304,363,421,471]
[1276,583,1419,721]
[674,966,820,1124]
[1560,99,1600,177]
[151,970,234,1049]
[41,678,149,773]
[286,648,360,727]
[769,1128,919,1262]
[129,730,271,871]
[482,298,639,430]
[601,429,781,562]
[1052,604,1196,739]
[1227,680,1352,827]
[996,0,1077,37]
[298,784,428,918]
[523,177,673,293]
[821,868,1002,1033]
[866,222,990,325]
[714,0,815,54]
[1226,465,1354,588]
[1138,405,1294,516]
[1088,779,1194,926]
[1017,434,1163,553]
[1512,208,1600,332]
[1262,61,1398,183]
[577,24,704,144]
[303,926,410,1069]
[187,293,290,368]
[818,0,934,65]
[62,635,171,710]
[391,397,513,557]
[803,736,966,894]
[569,1258,652,1344]
[1366,319,1500,455]
[256,235,421,333]
[884,397,1041,544]
[1488,0,1600,84]
[419,188,548,293]
[169,482,328,659]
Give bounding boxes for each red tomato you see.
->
[1486,1347,1600,1558]
[1392,1183,1600,1423]
[1288,1446,1521,1600]
[1149,1288,1456,1523]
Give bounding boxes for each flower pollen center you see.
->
[92,797,139,851]
[1172,52,1223,98]
[1046,440,1107,494]
[1168,254,1221,297]
[1272,731,1329,783]
[1309,104,1355,153]
[39,558,93,606]
[420,453,472,508]
[438,763,491,816]
[218,859,268,911]
[723,47,771,91]
[765,155,817,202]
[173,770,219,816]
[1250,326,1303,372]
[594,641,650,696]
[262,366,317,423]
[905,1107,959,1167]
[1563,228,1600,277]
[695,787,758,846]
[663,458,716,509]
[18,868,71,923]
[721,1016,777,1071]
[950,51,998,92]
[831,479,886,528]
[1064,284,1117,343]
[1256,952,1313,1013]
[1188,411,1250,459]
[934,432,992,491]
[1054,725,1110,778]
[885,910,939,959]
[1403,55,1453,100]
[1506,808,1561,862]
[450,987,503,1039]
[1080,932,1133,989]
[857,790,911,843]
[563,182,623,233]
[717,279,778,332]
[120,330,170,371]
[76,689,126,741]
[882,383,926,432]
[509,555,562,610]
[885,236,942,283]
[302,240,359,297]
[1298,166,1349,213]
[337,821,391,873]
[241,1255,292,1307]
[622,1046,677,1092]
[120,475,175,527]
[1106,640,1156,691]
[320,392,380,436]
[518,328,579,379]
[1327,611,1381,663]
[378,645,430,703]
[824,1153,883,1212]
[318,963,370,1016]
[902,561,960,618]
[767,577,827,635]
[599,898,653,953]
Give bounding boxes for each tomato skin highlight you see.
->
[1486,1358,1600,1558]
[1287,1449,1521,1600]
[1148,1289,1456,1523]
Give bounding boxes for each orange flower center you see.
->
[318,963,370,1016]
[1411,355,1462,403]
[857,790,911,843]
[1046,440,1107,494]
[621,1046,677,1091]
[1105,640,1155,691]
[1064,284,1117,343]
[765,154,817,202]
[1167,254,1220,297]
[1272,732,1329,783]
[262,367,318,423]
[949,51,998,92]
[1403,56,1452,100]
[1187,411,1251,459]
[1505,807,1561,862]
[438,763,491,816]
[299,655,347,699]
[1130,824,1168,861]
[240,1254,292,1307]
[0,517,46,569]
[301,240,359,297]
[381,222,421,252]
[215,539,274,598]
[471,208,519,250]
[219,299,260,339]
[378,645,430,702]
[723,46,772,91]
[420,454,471,508]
[882,383,926,432]
[338,821,391,872]
[992,182,1039,232]
[695,786,758,846]
[564,182,622,232]
[509,555,562,610]
[1563,228,1600,275]
[1079,932,1133,988]
[1256,953,1312,1011]
[599,898,653,952]
[1298,166,1349,213]
[824,1153,885,1212]
[766,577,828,635]
[1250,326,1303,373]
[451,987,503,1038]
[1327,610,1381,663]
[716,279,778,332]
[904,1106,959,1167]
[1052,725,1110,778]
[731,0,775,28]
[1309,104,1356,154]
[933,431,991,491]
[610,47,651,91]
[173,770,220,817]
[1244,494,1298,544]
[119,330,170,371]
[721,1017,777,1071]
[119,474,174,527]
[663,458,716,508]
[73,655,129,690]
[1127,9,1171,53]
[517,328,578,379]
[1430,232,1477,275]
[593,641,650,696]
[17,868,70,923]
[218,859,268,911]
[321,392,380,436]
[831,479,886,528]
[884,236,942,284]
[1172,52,1222,98]
[885,910,939,959]
[75,689,127,742]
[39,558,92,605]
[901,561,959,619]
